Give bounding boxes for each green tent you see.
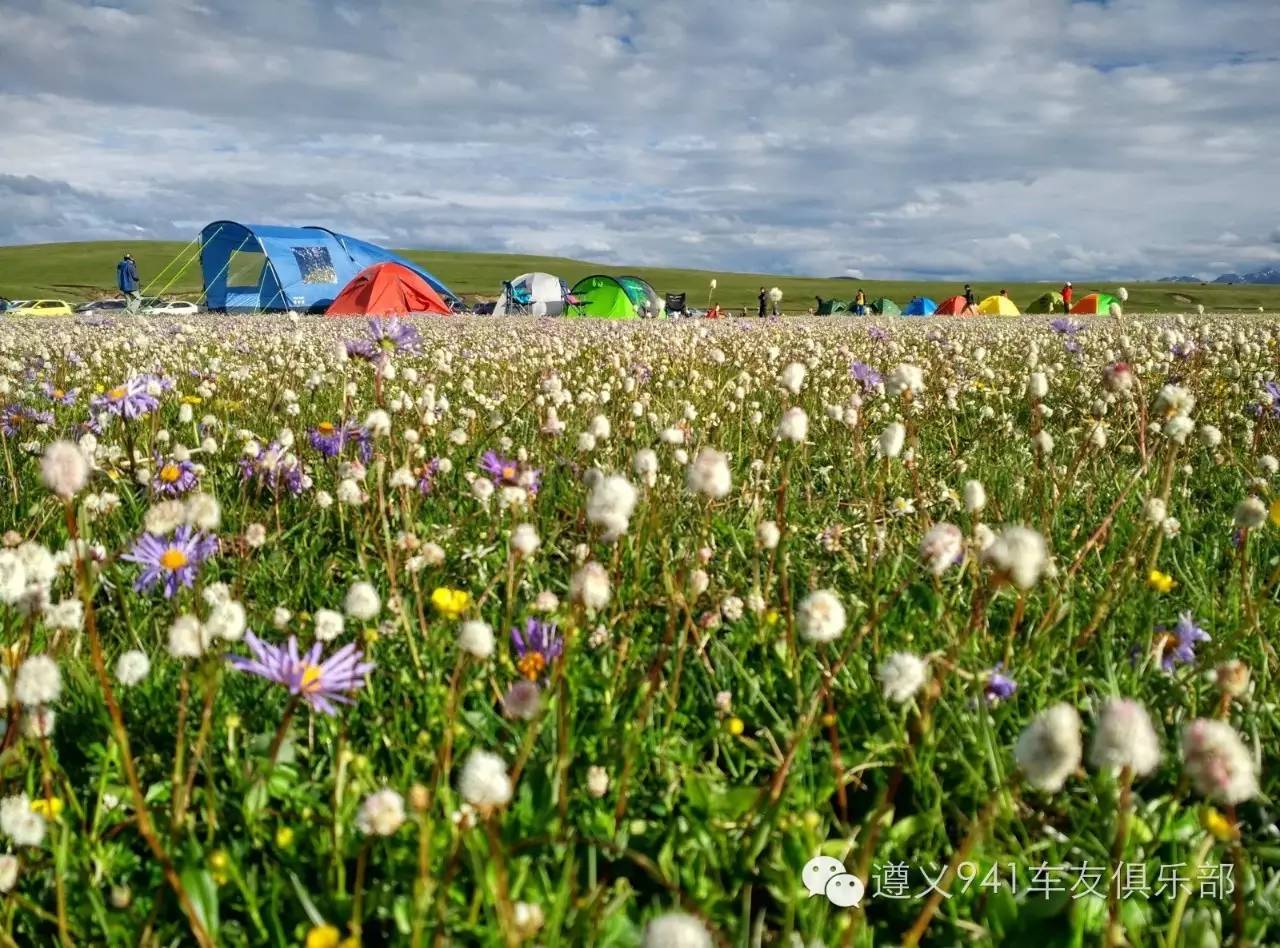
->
[568,275,638,319]
[816,298,848,315]
[1025,291,1065,314]
[870,297,900,316]
[617,275,663,316]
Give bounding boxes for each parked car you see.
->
[6,300,73,317]
[143,299,200,317]
[75,299,128,315]
[4,300,31,312]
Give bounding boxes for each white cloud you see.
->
[0,0,1277,279]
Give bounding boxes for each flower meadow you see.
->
[1,311,1279,946]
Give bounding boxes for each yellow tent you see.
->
[978,294,1020,316]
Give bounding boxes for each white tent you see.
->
[492,272,567,316]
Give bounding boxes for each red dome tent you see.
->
[326,262,451,317]
[934,295,972,315]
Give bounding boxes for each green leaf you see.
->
[180,865,220,941]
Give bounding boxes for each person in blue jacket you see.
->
[117,253,141,313]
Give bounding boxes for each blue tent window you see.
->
[292,246,338,284]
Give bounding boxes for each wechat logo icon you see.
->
[802,856,865,908]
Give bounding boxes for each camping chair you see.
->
[501,281,534,316]
[665,292,687,317]
[563,290,587,317]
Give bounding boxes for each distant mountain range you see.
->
[1160,266,1280,284]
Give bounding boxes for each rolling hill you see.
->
[3,241,1280,314]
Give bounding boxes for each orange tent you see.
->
[934,295,972,315]
[326,262,451,317]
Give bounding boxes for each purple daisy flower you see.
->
[1250,381,1280,420]
[1158,612,1210,671]
[121,525,217,598]
[229,632,374,715]
[984,664,1017,703]
[1049,318,1084,335]
[867,325,890,342]
[0,405,51,436]
[42,383,79,406]
[480,450,541,495]
[307,421,371,462]
[346,318,421,362]
[417,458,441,495]
[240,442,311,496]
[511,618,563,682]
[92,378,160,420]
[151,455,199,497]
[849,361,882,391]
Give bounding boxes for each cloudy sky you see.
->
[1,0,1278,279]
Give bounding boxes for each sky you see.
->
[1,0,1278,280]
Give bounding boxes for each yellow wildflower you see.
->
[1147,569,1175,594]
[305,925,342,948]
[275,826,294,849]
[1270,498,1280,528]
[30,797,63,820]
[431,587,470,619]
[726,717,744,736]
[1201,807,1236,841]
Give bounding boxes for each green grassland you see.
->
[2,240,1278,314]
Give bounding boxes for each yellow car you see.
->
[6,299,73,317]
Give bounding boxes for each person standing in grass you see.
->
[757,286,767,318]
[854,288,866,315]
[117,253,141,313]
[1061,281,1073,313]
[963,283,976,313]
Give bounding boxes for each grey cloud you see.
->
[0,0,1278,279]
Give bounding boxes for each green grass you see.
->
[2,240,1279,314]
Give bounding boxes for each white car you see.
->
[144,300,201,317]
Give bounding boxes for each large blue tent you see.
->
[901,296,938,316]
[199,221,456,313]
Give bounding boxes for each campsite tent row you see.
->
[818,291,1118,317]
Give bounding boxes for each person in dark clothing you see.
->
[757,286,767,318]
[963,283,976,313]
[117,253,141,313]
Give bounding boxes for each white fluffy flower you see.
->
[40,440,89,499]
[643,912,712,948]
[167,614,206,659]
[115,650,152,687]
[43,599,83,632]
[344,581,381,621]
[363,409,391,437]
[1090,698,1161,777]
[586,765,610,798]
[778,362,806,395]
[756,520,781,550]
[1027,372,1048,400]
[0,854,17,892]
[206,600,246,642]
[1182,719,1258,804]
[877,422,905,459]
[511,524,541,558]
[1234,496,1267,530]
[797,590,846,643]
[919,523,964,575]
[878,652,928,704]
[314,609,345,643]
[570,562,611,611]
[144,500,186,536]
[1015,704,1082,792]
[1143,498,1167,524]
[686,448,732,499]
[458,750,513,808]
[357,788,405,836]
[0,551,28,605]
[183,493,222,530]
[776,406,808,443]
[14,655,60,706]
[586,475,639,540]
[0,795,46,847]
[981,526,1049,590]
[886,363,924,398]
[458,620,495,659]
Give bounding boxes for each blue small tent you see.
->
[199,221,456,313]
[902,296,937,316]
